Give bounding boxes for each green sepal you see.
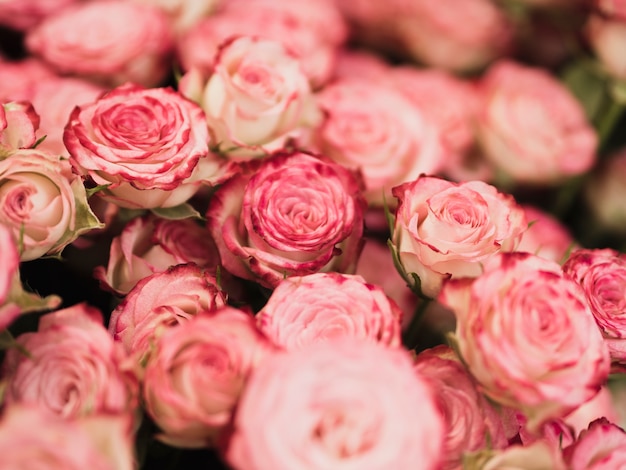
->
[85,183,111,198]
[151,203,204,221]
[30,135,47,149]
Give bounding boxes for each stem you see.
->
[402,297,431,351]
[597,98,624,149]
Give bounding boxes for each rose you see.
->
[2,303,139,419]
[587,0,626,80]
[563,419,626,469]
[585,147,626,233]
[180,35,315,158]
[95,214,221,294]
[64,83,228,210]
[439,252,610,430]
[256,272,402,349]
[0,101,39,152]
[413,345,513,469]
[26,0,173,87]
[225,338,444,470]
[391,175,527,298]
[0,223,20,330]
[517,204,576,262]
[564,386,619,436]
[312,78,445,205]
[143,307,273,447]
[109,263,227,363]
[0,406,134,470]
[477,60,597,183]
[0,0,80,31]
[563,248,626,368]
[0,149,101,261]
[130,0,221,34]
[207,151,365,288]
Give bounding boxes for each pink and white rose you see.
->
[563,418,626,469]
[207,151,365,288]
[439,252,610,431]
[26,0,174,87]
[0,101,39,152]
[143,307,273,447]
[256,272,403,349]
[391,175,527,298]
[225,338,445,470]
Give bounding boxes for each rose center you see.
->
[312,406,377,459]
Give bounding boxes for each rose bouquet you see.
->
[1,0,626,469]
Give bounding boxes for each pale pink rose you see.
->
[225,338,445,470]
[391,175,527,298]
[95,214,220,295]
[414,345,512,470]
[587,14,626,80]
[477,60,597,184]
[143,307,272,447]
[0,57,55,102]
[517,204,576,262]
[0,101,39,151]
[465,441,566,470]
[564,386,619,437]
[563,418,626,469]
[131,0,221,34]
[109,264,227,363]
[3,304,139,419]
[563,248,626,368]
[313,78,445,205]
[0,223,20,330]
[180,36,315,158]
[64,83,227,209]
[29,76,106,157]
[0,0,80,31]
[0,405,134,470]
[0,148,101,261]
[207,151,365,288]
[439,252,610,431]
[257,272,402,349]
[176,0,346,87]
[26,0,174,87]
[585,148,626,233]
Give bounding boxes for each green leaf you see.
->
[0,330,31,358]
[151,203,204,221]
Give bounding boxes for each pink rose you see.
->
[439,252,610,431]
[207,151,365,288]
[391,175,527,298]
[0,406,134,470]
[517,204,576,263]
[517,413,575,450]
[0,149,101,261]
[0,0,80,31]
[131,0,221,34]
[0,57,55,102]
[109,263,227,363]
[26,0,173,87]
[256,272,402,349]
[64,83,226,210]
[180,36,315,158]
[95,214,221,294]
[332,49,391,83]
[563,418,626,469]
[585,147,626,233]
[143,307,272,447]
[0,223,20,330]
[587,3,626,80]
[225,338,445,470]
[564,386,619,436]
[0,101,39,152]
[2,304,139,419]
[563,248,626,368]
[477,60,597,184]
[464,441,566,470]
[312,78,445,205]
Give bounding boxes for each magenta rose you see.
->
[563,248,626,368]
[207,151,365,288]
[109,263,227,363]
[564,418,626,469]
[64,83,227,209]
[477,60,597,184]
[225,338,445,470]
[95,214,221,294]
[2,304,139,419]
[26,0,173,87]
[439,252,610,431]
[517,204,577,263]
[391,175,527,298]
[143,307,273,447]
[256,272,402,349]
[414,345,513,469]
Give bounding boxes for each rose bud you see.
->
[225,338,445,470]
[0,101,40,152]
[2,304,139,419]
[476,60,597,184]
[516,204,577,263]
[414,345,513,469]
[64,83,230,210]
[95,214,221,295]
[26,0,173,87]
[563,248,626,369]
[180,36,316,159]
[390,175,527,298]
[207,151,365,288]
[109,263,227,364]
[256,272,403,349]
[585,147,626,234]
[312,78,445,206]
[143,307,273,448]
[0,148,102,261]
[563,418,626,469]
[439,252,610,431]
[0,0,80,31]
